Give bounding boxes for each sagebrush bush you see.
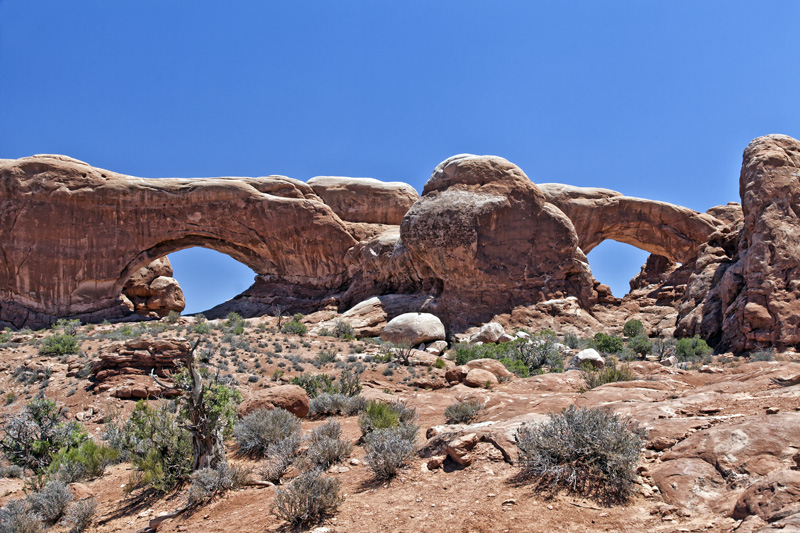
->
[1,397,86,472]
[592,333,624,354]
[581,358,636,389]
[444,398,484,424]
[332,320,355,339]
[291,373,335,398]
[234,408,301,458]
[272,469,342,527]
[281,314,307,336]
[363,424,418,480]
[358,400,416,436]
[27,480,73,525]
[258,433,300,483]
[0,499,43,533]
[305,420,352,469]
[515,405,645,503]
[622,319,645,338]
[309,393,366,418]
[225,312,245,335]
[187,462,251,506]
[675,335,712,361]
[39,333,80,356]
[63,497,97,532]
[750,348,775,362]
[453,335,562,376]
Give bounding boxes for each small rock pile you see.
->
[93,337,188,399]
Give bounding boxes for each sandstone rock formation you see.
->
[400,154,596,329]
[122,257,185,318]
[381,312,446,346]
[307,176,418,224]
[238,384,310,418]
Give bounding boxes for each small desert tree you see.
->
[151,339,241,471]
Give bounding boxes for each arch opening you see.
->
[168,248,257,315]
[586,240,651,298]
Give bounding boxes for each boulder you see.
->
[571,348,605,369]
[238,385,310,418]
[381,312,445,346]
[470,322,506,344]
[445,433,478,466]
[425,340,448,356]
[463,368,499,388]
[732,470,800,522]
[465,358,513,380]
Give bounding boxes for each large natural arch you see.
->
[539,183,723,263]
[0,155,357,328]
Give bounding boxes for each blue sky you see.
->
[2,1,799,313]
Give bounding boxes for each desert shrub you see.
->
[515,405,645,503]
[272,469,342,526]
[192,316,211,334]
[308,393,366,418]
[675,335,712,361]
[337,367,362,397]
[305,420,352,469]
[1,397,86,473]
[47,439,118,483]
[592,333,624,354]
[622,319,645,338]
[453,342,515,366]
[581,358,635,389]
[258,433,301,483]
[234,408,301,458]
[627,335,653,357]
[26,480,73,525]
[0,329,11,344]
[498,357,529,377]
[105,401,192,492]
[444,398,484,424]
[332,320,355,339]
[291,373,335,398]
[165,310,181,324]
[39,333,80,356]
[750,348,775,362]
[358,400,416,436]
[63,497,97,532]
[281,314,307,336]
[363,424,418,480]
[651,338,676,359]
[225,312,245,335]
[563,333,580,349]
[515,336,564,373]
[433,357,446,369]
[187,462,251,506]
[0,499,44,533]
[0,464,24,478]
[53,319,81,336]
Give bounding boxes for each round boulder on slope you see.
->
[381,312,446,346]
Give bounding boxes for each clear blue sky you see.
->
[2,1,799,313]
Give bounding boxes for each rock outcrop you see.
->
[307,176,418,225]
[122,257,185,318]
[400,154,596,329]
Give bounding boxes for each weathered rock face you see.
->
[307,176,419,225]
[539,183,723,263]
[381,312,446,346]
[122,258,185,318]
[400,154,596,329]
[0,155,356,328]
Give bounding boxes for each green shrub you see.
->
[515,405,645,503]
[592,333,623,354]
[192,316,211,334]
[53,319,81,336]
[499,357,530,378]
[675,336,712,361]
[316,348,337,365]
[272,469,342,527]
[225,312,245,335]
[581,358,636,389]
[47,439,118,482]
[332,320,355,339]
[165,310,181,324]
[433,357,446,369]
[291,373,335,398]
[234,408,301,458]
[363,424,418,480]
[39,334,80,356]
[308,393,366,418]
[627,335,652,357]
[305,420,352,469]
[282,314,307,336]
[622,319,645,338]
[1,397,87,473]
[336,368,362,397]
[750,348,775,362]
[563,333,579,349]
[105,401,192,492]
[358,400,416,436]
[444,398,484,424]
[453,337,563,376]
